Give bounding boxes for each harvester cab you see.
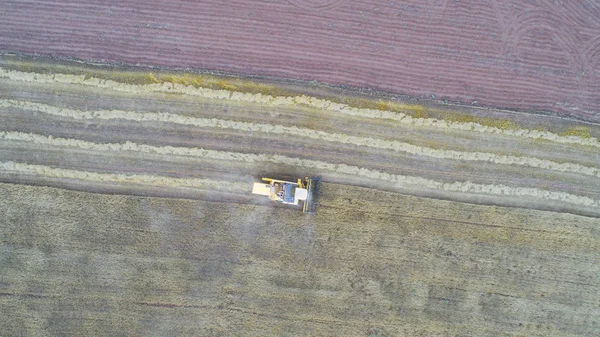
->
[252,177,319,213]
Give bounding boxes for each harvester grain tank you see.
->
[252,177,319,213]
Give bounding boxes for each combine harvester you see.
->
[252,177,319,213]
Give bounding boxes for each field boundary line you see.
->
[1,132,598,208]
[1,67,598,149]
[3,100,599,178]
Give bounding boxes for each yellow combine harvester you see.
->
[252,177,319,213]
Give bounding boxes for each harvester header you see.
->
[252,177,319,213]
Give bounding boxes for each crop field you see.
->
[1,0,599,121]
[1,183,599,336]
[1,1,600,335]
[0,54,599,336]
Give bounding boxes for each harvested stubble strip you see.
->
[2,101,599,178]
[2,133,599,209]
[0,161,249,193]
[1,67,598,149]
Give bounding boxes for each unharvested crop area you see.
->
[0,56,599,336]
[1,183,599,336]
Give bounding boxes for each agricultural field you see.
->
[0,55,599,336]
[1,182,599,336]
[1,0,600,336]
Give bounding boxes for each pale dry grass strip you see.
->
[2,132,598,208]
[0,161,249,193]
[1,67,598,148]
[2,100,599,178]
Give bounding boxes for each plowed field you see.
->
[1,0,599,121]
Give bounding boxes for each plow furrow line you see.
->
[2,99,599,178]
[1,67,598,148]
[0,161,249,193]
[1,132,598,208]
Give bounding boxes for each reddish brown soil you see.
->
[1,0,599,121]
